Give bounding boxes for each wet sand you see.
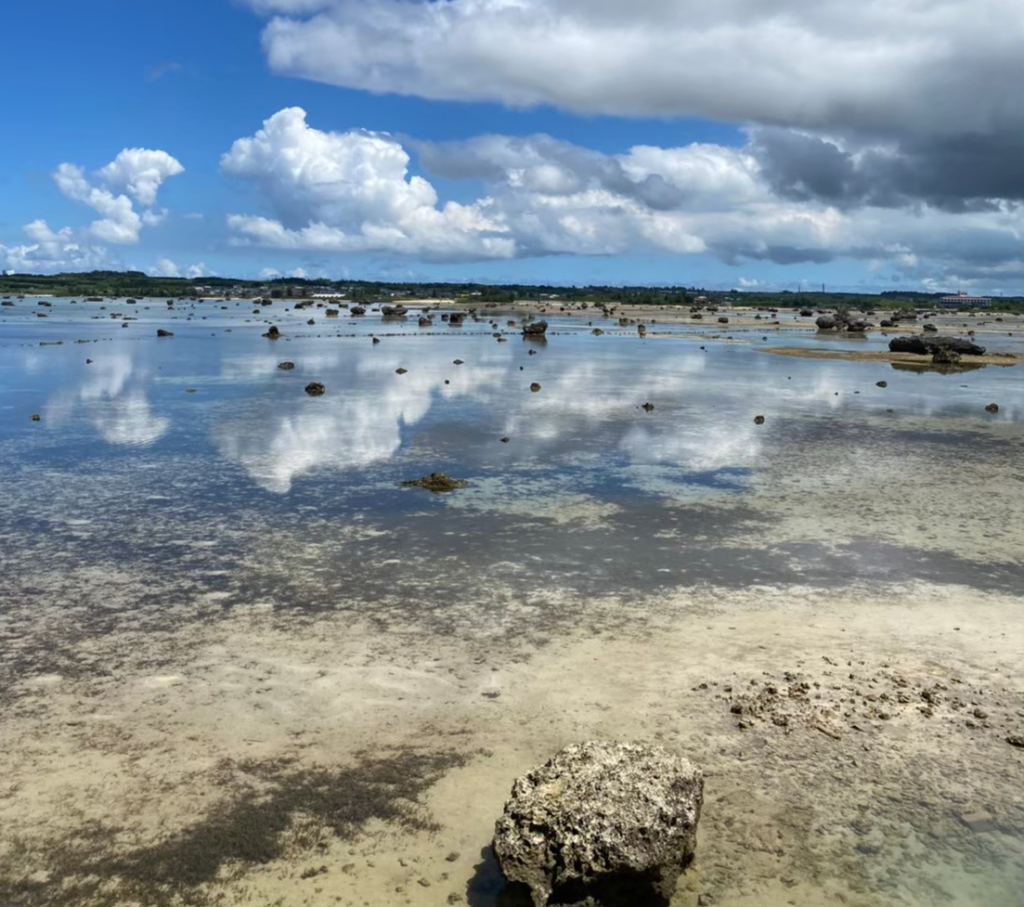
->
[756,348,1023,367]
[2,583,1022,907]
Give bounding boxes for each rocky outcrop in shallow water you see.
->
[889,335,985,356]
[400,473,468,492]
[522,320,548,336]
[493,741,703,907]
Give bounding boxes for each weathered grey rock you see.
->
[304,382,325,396]
[816,315,836,330]
[889,335,985,356]
[350,306,366,315]
[493,741,703,907]
[931,347,961,364]
[523,320,548,336]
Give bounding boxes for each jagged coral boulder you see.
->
[493,741,703,906]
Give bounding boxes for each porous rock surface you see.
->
[493,741,703,906]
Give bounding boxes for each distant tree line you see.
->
[1,270,1020,312]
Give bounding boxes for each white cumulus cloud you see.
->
[220,107,514,260]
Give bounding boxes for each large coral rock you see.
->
[889,335,985,356]
[493,741,703,906]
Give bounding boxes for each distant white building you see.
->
[938,293,990,309]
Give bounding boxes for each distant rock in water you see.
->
[718,316,729,324]
[754,414,765,424]
[641,402,655,412]
[304,382,325,396]
[522,320,548,336]
[277,361,295,370]
[985,403,999,413]
[395,367,408,374]
[156,329,173,337]
[923,323,937,332]
[400,473,468,492]
[448,312,466,326]
[932,347,962,365]
[30,414,41,422]
[381,304,408,318]
[876,380,888,388]
[262,325,281,339]
[493,741,703,907]
[889,335,985,356]
[325,308,339,317]
[530,382,542,392]
[816,315,837,331]
[350,306,366,316]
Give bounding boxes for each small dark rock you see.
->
[277,361,295,370]
[304,382,325,396]
[401,473,468,493]
[157,329,174,337]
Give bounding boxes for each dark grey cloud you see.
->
[751,127,1024,212]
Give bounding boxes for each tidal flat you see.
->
[1,296,1022,907]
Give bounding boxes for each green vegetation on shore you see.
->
[2,270,1021,312]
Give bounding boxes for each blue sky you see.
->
[1,0,1020,292]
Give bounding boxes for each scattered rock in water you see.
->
[816,315,837,331]
[30,413,41,422]
[754,414,765,424]
[932,347,962,365]
[876,380,888,388]
[263,325,281,339]
[372,336,381,344]
[923,323,937,332]
[156,329,174,337]
[306,318,315,325]
[418,316,431,326]
[501,436,510,443]
[637,324,647,336]
[325,308,339,317]
[277,361,295,370]
[889,335,985,356]
[350,306,366,316]
[985,403,999,413]
[448,313,465,326]
[304,382,325,396]
[522,320,548,336]
[396,367,408,375]
[591,328,604,336]
[718,316,729,324]
[453,359,464,365]
[799,309,814,317]
[641,402,654,412]
[530,382,542,392]
[493,741,703,907]
[400,473,468,493]
[185,388,197,394]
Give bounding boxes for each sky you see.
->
[0,0,1021,293]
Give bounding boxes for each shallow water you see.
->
[1,297,1022,907]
